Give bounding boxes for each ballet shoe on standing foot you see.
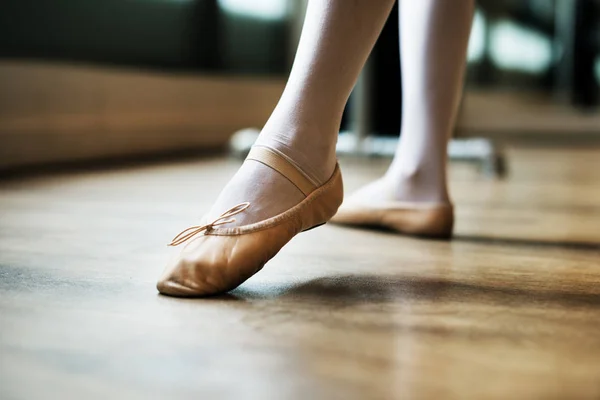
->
[331,200,453,238]
[330,178,453,238]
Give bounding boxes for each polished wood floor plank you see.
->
[1,146,600,399]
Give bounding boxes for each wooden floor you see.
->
[1,145,599,400]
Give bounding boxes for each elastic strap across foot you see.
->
[246,146,317,196]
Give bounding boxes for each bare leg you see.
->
[345,0,474,205]
[209,0,396,225]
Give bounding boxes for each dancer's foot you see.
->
[331,173,453,238]
[157,145,343,297]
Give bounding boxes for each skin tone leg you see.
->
[345,0,474,206]
[208,0,396,225]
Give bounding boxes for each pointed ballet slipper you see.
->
[157,146,343,297]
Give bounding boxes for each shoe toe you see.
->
[156,278,205,297]
[157,234,266,297]
[157,258,222,297]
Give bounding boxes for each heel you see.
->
[384,205,454,239]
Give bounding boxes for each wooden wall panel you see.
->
[457,90,600,138]
[0,60,285,170]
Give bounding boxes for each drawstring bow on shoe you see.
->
[167,202,250,246]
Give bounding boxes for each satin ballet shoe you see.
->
[157,146,343,297]
[330,198,454,239]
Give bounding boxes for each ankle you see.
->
[256,128,338,184]
[385,164,451,204]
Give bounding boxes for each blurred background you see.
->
[1,0,599,172]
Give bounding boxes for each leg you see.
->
[390,0,474,202]
[209,0,396,225]
[331,0,474,237]
[158,0,396,296]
